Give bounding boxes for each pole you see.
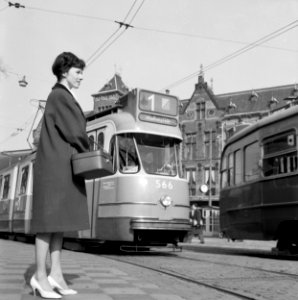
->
[209,130,212,207]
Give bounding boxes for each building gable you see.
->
[92,73,129,112]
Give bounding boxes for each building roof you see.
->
[215,84,298,114]
[92,73,129,97]
[180,74,218,114]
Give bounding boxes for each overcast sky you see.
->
[1,0,298,150]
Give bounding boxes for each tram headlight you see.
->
[160,195,172,208]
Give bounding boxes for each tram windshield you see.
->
[117,133,181,177]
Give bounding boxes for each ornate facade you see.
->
[180,70,298,208]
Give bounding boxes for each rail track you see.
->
[99,246,298,300]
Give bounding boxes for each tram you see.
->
[220,105,298,252]
[0,88,191,248]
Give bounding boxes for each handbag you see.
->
[71,150,113,180]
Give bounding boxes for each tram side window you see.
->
[0,176,3,200]
[89,134,96,151]
[2,175,10,199]
[19,166,29,195]
[118,134,140,173]
[221,155,228,188]
[234,150,242,184]
[244,142,260,181]
[228,153,234,186]
[109,136,117,173]
[263,130,297,177]
[97,132,104,150]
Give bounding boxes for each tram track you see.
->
[173,250,298,280]
[98,245,298,300]
[102,254,257,300]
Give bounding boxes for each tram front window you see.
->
[118,134,140,173]
[135,134,179,176]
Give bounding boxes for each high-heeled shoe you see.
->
[48,276,78,295]
[30,276,62,299]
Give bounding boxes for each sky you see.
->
[1,0,298,151]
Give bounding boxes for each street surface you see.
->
[0,237,297,300]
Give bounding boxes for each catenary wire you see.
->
[163,20,298,91]
[3,1,297,54]
[134,26,298,54]
[86,0,145,67]
[125,0,145,24]
[167,25,298,90]
[0,113,36,145]
[86,0,140,65]
[24,4,114,23]
[122,0,138,23]
[86,29,127,67]
[86,28,123,65]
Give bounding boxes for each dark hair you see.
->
[52,52,86,81]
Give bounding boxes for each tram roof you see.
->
[226,105,298,146]
[87,108,182,140]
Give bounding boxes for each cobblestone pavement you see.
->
[0,237,295,300]
[0,238,240,300]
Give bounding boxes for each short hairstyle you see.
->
[52,52,86,81]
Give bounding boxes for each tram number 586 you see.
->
[155,180,173,190]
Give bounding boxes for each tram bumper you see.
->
[130,218,191,244]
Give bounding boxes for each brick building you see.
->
[180,69,298,209]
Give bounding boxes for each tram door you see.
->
[82,123,115,239]
[203,207,220,236]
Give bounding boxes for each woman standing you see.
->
[30,52,90,298]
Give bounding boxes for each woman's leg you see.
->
[34,233,53,291]
[49,232,69,289]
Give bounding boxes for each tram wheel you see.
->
[276,238,290,252]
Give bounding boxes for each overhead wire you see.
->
[85,0,140,66]
[122,0,138,23]
[86,0,146,67]
[133,26,298,54]
[0,113,36,145]
[163,19,298,91]
[1,1,146,145]
[86,28,123,66]
[25,4,114,23]
[3,1,298,89]
[126,0,145,24]
[3,1,297,54]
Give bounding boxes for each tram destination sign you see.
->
[139,90,178,116]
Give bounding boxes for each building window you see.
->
[204,167,216,195]
[186,168,196,196]
[185,133,196,160]
[204,131,216,159]
[197,102,206,119]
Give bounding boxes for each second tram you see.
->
[220,106,298,252]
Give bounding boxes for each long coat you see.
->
[189,208,204,227]
[31,83,90,233]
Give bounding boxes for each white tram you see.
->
[0,89,191,247]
